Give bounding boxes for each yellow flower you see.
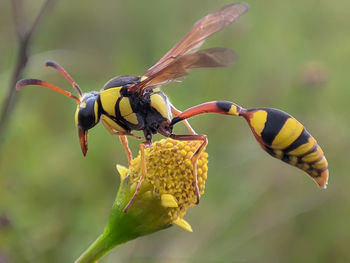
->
[76,138,208,263]
[124,138,208,231]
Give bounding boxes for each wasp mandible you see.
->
[16,2,328,212]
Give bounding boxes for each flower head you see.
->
[126,138,208,230]
[76,138,208,262]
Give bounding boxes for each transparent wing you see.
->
[129,48,237,92]
[142,3,248,79]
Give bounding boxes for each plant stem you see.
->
[74,232,114,263]
[0,0,54,152]
[75,178,172,262]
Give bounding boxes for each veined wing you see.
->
[141,2,248,79]
[129,48,237,93]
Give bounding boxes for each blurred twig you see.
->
[0,0,55,150]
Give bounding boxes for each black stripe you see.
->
[97,95,103,118]
[307,168,323,178]
[170,116,182,126]
[115,96,122,119]
[216,101,233,112]
[282,153,293,163]
[260,108,290,146]
[284,128,310,153]
[264,146,278,158]
[112,97,132,131]
[103,75,140,90]
[319,167,328,173]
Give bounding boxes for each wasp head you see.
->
[16,60,101,157]
[75,92,100,156]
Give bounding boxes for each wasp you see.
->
[16,3,328,212]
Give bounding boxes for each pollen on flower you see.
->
[127,138,208,228]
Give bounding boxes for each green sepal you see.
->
[75,176,172,263]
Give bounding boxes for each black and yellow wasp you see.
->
[16,3,328,212]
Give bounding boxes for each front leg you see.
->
[116,132,141,165]
[101,115,141,164]
[119,135,133,165]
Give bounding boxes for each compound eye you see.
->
[78,96,98,130]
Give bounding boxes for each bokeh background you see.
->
[0,0,349,262]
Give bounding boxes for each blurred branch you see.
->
[0,0,55,150]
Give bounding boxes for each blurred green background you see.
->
[0,0,349,262]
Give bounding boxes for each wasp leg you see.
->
[123,140,152,213]
[171,105,197,135]
[120,132,142,140]
[119,135,133,165]
[101,117,136,164]
[169,134,208,204]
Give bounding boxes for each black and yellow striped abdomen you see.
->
[241,108,328,188]
[170,101,328,188]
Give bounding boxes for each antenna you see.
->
[16,60,83,104]
[45,60,83,98]
[16,78,81,104]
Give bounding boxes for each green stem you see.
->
[75,178,172,263]
[74,232,113,263]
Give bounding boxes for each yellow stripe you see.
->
[288,136,316,156]
[288,156,298,166]
[228,105,239,116]
[250,110,268,136]
[300,163,310,171]
[140,76,148,82]
[101,114,126,133]
[123,113,139,125]
[74,106,79,126]
[94,100,99,123]
[271,118,304,149]
[274,149,283,159]
[311,156,328,170]
[119,97,133,116]
[150,93,171,120]
[309,170,319,177]
[119,97,138,125]
[301,146,324,163]
[100,87,122,117]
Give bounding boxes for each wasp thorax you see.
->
[76,92,100,130]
